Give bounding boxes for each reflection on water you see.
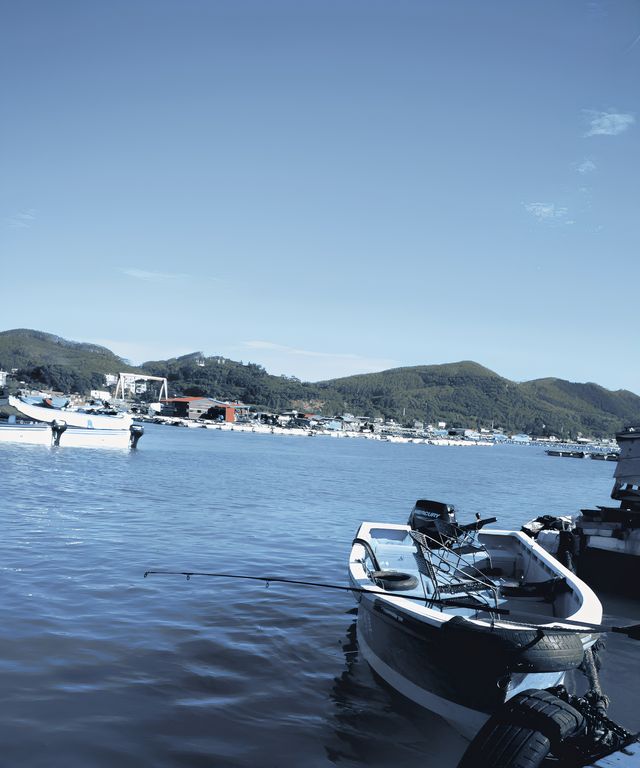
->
[326,612,467,767]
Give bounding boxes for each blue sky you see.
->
[2,1,639,390]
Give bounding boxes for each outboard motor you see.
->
[408,500,459,547]
[51,419,67,447]
[129,425,144,449]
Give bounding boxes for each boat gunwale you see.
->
[349,522,603,634]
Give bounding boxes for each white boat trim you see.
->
[0,422,142,449]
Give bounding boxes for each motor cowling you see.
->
[408,499,459,547]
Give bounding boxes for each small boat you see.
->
[0,420,143,449]
[545,449,585,458]
[349,500,602,738]
[7,395,133,431]
[589,452,619,461]
[524,426,640,597]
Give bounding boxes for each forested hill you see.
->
[312,362,640,438]
[2,329,640,437]
[0,329,139,393]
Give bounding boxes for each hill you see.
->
[0,329,139,393]
[2,328,639,437]
[314,362,640,438]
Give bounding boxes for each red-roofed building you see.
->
[160,397,248,422]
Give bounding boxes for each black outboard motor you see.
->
[408,500,459,547]
[408,499,497,548]
[129,425,144,449]
[51,419,68,447]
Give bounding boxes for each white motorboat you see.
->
[349,500,603,739]
[0,420,143,449]
[7,395,133,431]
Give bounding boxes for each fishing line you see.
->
[143,569,640,638]
[144,569,509,613]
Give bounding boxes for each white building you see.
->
[90,390,112,401]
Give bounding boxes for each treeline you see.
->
[15,364,107,395]
[141,356,640,438]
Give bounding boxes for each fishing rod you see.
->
[143,569,640,639]
[143,569,509,614]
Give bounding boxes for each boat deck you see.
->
[366,526,559,621]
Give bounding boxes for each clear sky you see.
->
[2,1,638,390]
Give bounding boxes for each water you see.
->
[1,427,638,767]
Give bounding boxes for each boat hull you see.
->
[0,424,53,445]
[355,593,566,738]
[7,395,133,430]
[578,547,640,598]
[357,622,491,738]
[0,424,141,449]
[350,522,601,739]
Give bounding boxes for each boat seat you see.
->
[450,543,484,556]
[436,578,496,595]
[500,576,570,600]
[458,558,492,577]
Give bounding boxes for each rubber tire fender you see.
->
[457,689,585,768]
[369,570,419,591]
[457,724,551,768]
[441,615,585,673]
[499,689,585,747]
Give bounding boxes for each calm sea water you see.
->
[2,426,639,767]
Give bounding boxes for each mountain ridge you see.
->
[1,328,638,437]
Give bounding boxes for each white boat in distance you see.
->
[0,420,143,449]
[8,395,133,431]
[349,500,603,739]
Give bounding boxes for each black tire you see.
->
[507,629,585,673]
[369,570,419,591]
[457,689,585,768]
[458,723,551,768]
[500,689,585,746]
[441,615,585,673]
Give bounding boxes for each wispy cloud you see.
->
[624,31,640,53]
[4,209,36,228]
[587,1,607,19]
[120,268,189,283]
[92,338,193,364]
[583,110,635,137]
[523,202,569,222]
[575,159,596,174]
[242,340,396,380]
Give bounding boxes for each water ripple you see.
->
[1,426,637,767]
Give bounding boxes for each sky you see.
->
[1,1,639,390]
